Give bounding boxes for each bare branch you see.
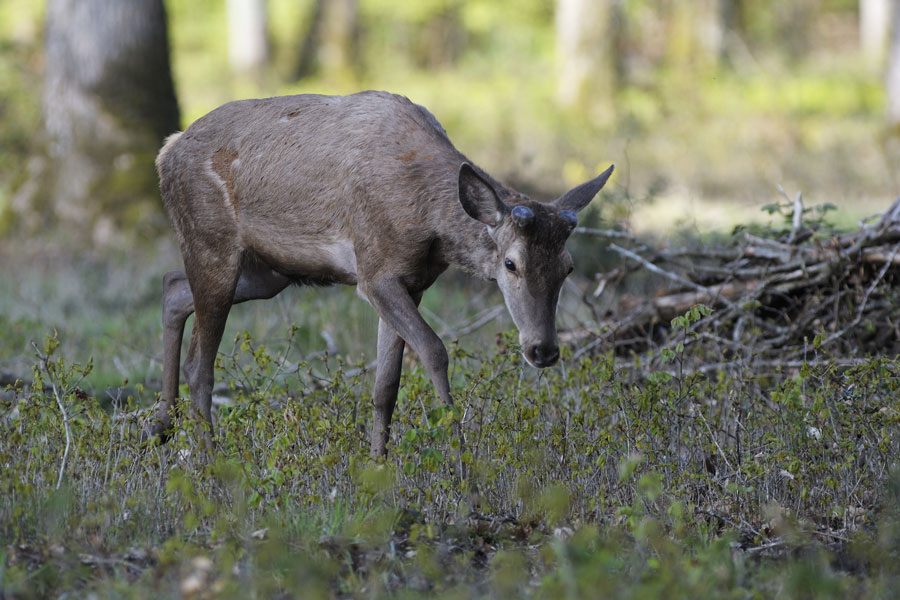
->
[574,199,900,362]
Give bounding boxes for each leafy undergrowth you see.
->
[2,328,900,598]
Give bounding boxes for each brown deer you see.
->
[151,91,612,457]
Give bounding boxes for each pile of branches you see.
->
[570,195,900,370]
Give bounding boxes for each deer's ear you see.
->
[554,164,614,213]
[458,163,507,227]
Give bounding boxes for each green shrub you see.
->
[2,316,900,597]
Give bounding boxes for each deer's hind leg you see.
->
[151,253,291,445]
[147,270,197,441]
[170,246,241,449]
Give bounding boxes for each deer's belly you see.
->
[244,235,358,286]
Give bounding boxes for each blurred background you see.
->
[1,0,900,391]
[3,0,900,239]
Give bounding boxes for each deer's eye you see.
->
[504,258,517,273]
[567,265,574,275]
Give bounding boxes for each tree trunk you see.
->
[775,0,819,61]
[556,0,616,111]
[28,0,179,241]
[860,0,891,66]
[666,0,726,71]
[887,0,900,125]
[227,0,269,76]
[719,0,743,38]
[416,7,465,70]
[295,0,360,81]
[715,0,746,66]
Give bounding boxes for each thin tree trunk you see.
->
[295,0,359,81]
[227,0,269,76]
[667,0,723,71]
[860,0,891,65]
[556,0,616,110]
[886,0,900,125]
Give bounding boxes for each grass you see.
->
[2,283,900,597]
[0,202,897,598]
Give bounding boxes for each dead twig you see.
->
[821,240,900,349]
[609,243,738,310]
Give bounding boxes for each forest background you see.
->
[3,0,900,242]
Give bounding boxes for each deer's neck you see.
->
[428,159,502,281]
[439,217,498,281]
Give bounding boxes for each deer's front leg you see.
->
[368,278,466,475]
[368,278,452,406]
[371,292,423,459]
[371,319,406,459]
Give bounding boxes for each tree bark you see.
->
[27,0,179,240]
[666,0,726,71]
[775,0,819,61]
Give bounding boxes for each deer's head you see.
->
[458,163,613,368]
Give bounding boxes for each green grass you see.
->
[2,310,900,597]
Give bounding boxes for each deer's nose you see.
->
[528,343,560,368]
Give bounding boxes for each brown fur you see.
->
[210,148,239,216]
[150,90,613,458]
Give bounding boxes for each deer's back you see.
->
[157,91,468,283]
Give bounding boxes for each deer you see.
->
[150,90,613,458]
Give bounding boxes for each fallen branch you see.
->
[572,198,900,363]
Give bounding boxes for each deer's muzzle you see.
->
[525,342,560,368]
